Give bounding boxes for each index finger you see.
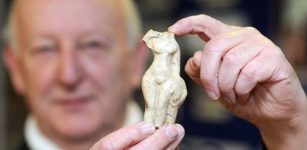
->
[168,14,231,40]
[130,124,185,150]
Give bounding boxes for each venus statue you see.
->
[142,30,187,128]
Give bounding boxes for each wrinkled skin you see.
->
[168,14,307,150]
[4,0,147,149]
[90,122,185,150]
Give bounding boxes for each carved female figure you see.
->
[142,30,187,127]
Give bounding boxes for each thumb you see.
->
[90,122,155,150]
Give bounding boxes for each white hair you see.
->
[3,0,142,53]
[3,1,18,52]
[121,0,142,50]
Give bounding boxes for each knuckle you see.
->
[184,16,194,24]
[235,84,249,95]
[177,19,185,25]
[261,44,286,63]
[199,14,216,22]
[267,45,283,56]
[223,52,238,65]
[126,127,142,139]
[197,14,208,19]
[243,27,261,38]
[241,68,257,83]
[205,40,221,52]
[245,26,259,33]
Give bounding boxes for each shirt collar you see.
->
[25,100,143,150]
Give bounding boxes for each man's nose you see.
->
[58,49,82,88]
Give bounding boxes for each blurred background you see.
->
[0,0,306,149]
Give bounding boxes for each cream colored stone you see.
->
[142,29,187,127]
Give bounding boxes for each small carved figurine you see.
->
[142,30,187,128]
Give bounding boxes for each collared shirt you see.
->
[25,100,143,150]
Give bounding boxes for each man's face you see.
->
[8,0,139,140]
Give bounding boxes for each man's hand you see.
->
[168,14,307,149]
[90,122,184,150]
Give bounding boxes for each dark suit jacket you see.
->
[16,137,30,150]
[16,136,268,150]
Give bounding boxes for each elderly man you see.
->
[4,0,307,150]
[4,0,184,149]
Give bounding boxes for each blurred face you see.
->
[8,0,139,142]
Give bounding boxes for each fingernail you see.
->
[174,124,185,138]
[140,123,155,135]
[168,24,178,32]
[207,91,218,100]
[165,125,178,139]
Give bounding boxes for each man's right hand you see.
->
[90,122,184,150]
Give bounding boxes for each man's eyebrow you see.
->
[79,34,115,42]
[29,35,56,42]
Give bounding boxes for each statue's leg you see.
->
[166,79,187,125]
[144,104,154,124]
[142,77,156,124]
[154,80,174,127]
[165,103,179,124]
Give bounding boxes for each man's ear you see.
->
[3,47,25,94]
[131,40,149,88]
